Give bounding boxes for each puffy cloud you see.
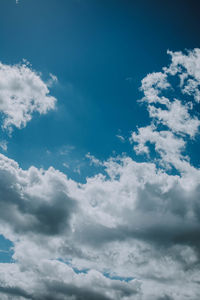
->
[0,61,56,133]
[132,49,200,172]
[148,99,200,138]
[166,48,200,83]
[131,124,185,160]
[0,153,200,299]
[0,261,141,300]
[140,72,170,105]
[0,154,76,238]
[165,49,200,102]
[0,49,200,299]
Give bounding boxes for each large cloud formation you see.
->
[0,49,200,299]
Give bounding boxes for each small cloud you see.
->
[0,250,9,253]
[73,166,81,175]
[0,61,57,134]
[47,73,58,87]
[46,150,51,155]
[116,134,125,143]
[0,141,8,152]
[86,152,103,166]
[63,162,69,169]
[59,145,75,156]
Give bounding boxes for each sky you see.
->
[0,0,200,299]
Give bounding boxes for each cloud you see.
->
[131,49,200,172]
[0,49,200,299]
[148,99,200,138]
[0,141,7,151]
[116,134,125,142]
[0,154,76,237]
[0,61,56,133]
[0,155,200,299]
[0,262,141,300]
[86,152,103,166]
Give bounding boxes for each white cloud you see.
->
[0,140,8,151]
[131,124,186,169]
[0,61,57,133]
[132,49,200,173]
[166,48,200,82]
[86,152,103,166]
[0,153,76,238]
[148,99,200,137]
[165,48,200,103]
[140,71,170,105]
[0,152,200,299]
[0,261,141,300]
[0,49,200,299]
[116,134,125,142]
[63,162,70,169]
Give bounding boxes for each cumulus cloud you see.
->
[0,261,141,300]
[0,154,76,237]
[131,49,200,172]
[0,61,56,133]
[148,99,200,137]
[0,49,200,299]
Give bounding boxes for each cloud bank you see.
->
[0,49,200,299]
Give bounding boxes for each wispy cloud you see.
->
[116,134,125,142]
[0,140,8,151]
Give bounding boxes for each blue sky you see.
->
[0,1,200,300]
[1,0,200,178]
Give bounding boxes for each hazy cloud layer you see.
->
[0,49,200,299]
